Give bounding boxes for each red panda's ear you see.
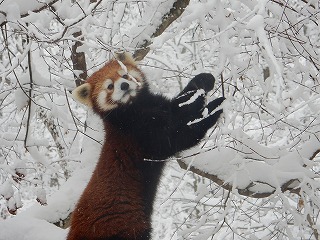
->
[72,83,93,107]
[115,52,137,66]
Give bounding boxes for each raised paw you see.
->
[177,73,215,98]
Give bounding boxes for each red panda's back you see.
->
[67,124,150,240]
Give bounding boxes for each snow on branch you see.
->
[132,0,190,61]
[0,0,60,27]
[178,133,320,198]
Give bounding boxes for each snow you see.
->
[0,181,14,199]
[1,0,320,239]
[0,0,53,15]
[180,131,320,196]
[247,14,284,99]
[126,0,176,48]
[0,216,67,240]
[0,164,95,240]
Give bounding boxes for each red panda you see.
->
[67,53,224,240]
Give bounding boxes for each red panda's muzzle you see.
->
[95,77,141,112]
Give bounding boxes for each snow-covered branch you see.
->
[133,0,190,61]
[178,138,320,198]
[0,0,60,27]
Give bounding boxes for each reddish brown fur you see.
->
[67,57,150,240]
[67,122,149,239]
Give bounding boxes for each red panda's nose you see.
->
[121,82,130,91]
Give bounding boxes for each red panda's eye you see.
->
[122,74,129,80]
[107,83,114,90]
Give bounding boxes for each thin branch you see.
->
[307,213,319,240]
[24,35,33,150]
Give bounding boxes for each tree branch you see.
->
[24,35,33,151]
[178,147,320,198]
[0,0,60,27]
[71,31,87,87]
[133,0,190,61]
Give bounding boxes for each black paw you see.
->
[178,73,215,97]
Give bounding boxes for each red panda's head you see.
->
[72,53,145,113]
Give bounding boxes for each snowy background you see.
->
[1,0,320,239]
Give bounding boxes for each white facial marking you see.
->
[111,77,139,103]
[117,69,126,76]
[128,69,142,79]
[97,74,143,107]
[97,91,116,111]
[96,79,117,111]
[117,69,142,86]
[121,94,130,103]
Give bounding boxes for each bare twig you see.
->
[24,36,33,150]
